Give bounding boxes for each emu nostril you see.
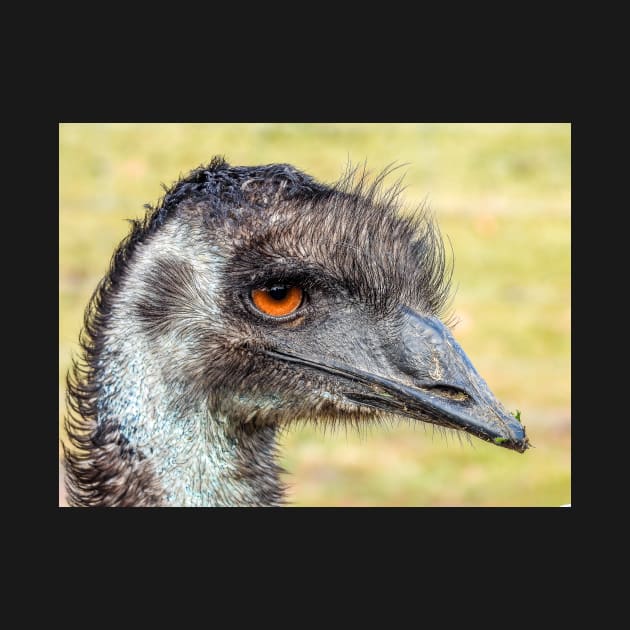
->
[421,384,470,402]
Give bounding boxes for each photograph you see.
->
[59,122,570,507]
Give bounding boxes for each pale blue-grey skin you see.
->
[94,220,283,506]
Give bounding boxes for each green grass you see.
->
[59,122,571,506]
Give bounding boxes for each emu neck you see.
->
[94,337,284,507]
[72,219,287,507]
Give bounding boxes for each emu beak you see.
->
[345,307,529,452]
[267,307,529,453]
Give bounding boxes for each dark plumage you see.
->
[64,157,528,507]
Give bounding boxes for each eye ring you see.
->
[250,285,304,318]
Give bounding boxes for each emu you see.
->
[63,157,528,507]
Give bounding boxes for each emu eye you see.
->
[251,285,304,317]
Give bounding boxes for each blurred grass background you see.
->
[59,123,571,507]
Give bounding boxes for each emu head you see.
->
[127,158,526,448]
[65,157,528,507]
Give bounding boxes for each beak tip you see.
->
[492,421,530,453]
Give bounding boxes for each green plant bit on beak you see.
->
[512,409,521,422]
[493,437,508,445]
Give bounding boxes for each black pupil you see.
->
[268,286,289,301]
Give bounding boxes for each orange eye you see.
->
[251,285,304,317]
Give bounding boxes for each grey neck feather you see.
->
[91,221,285,507]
